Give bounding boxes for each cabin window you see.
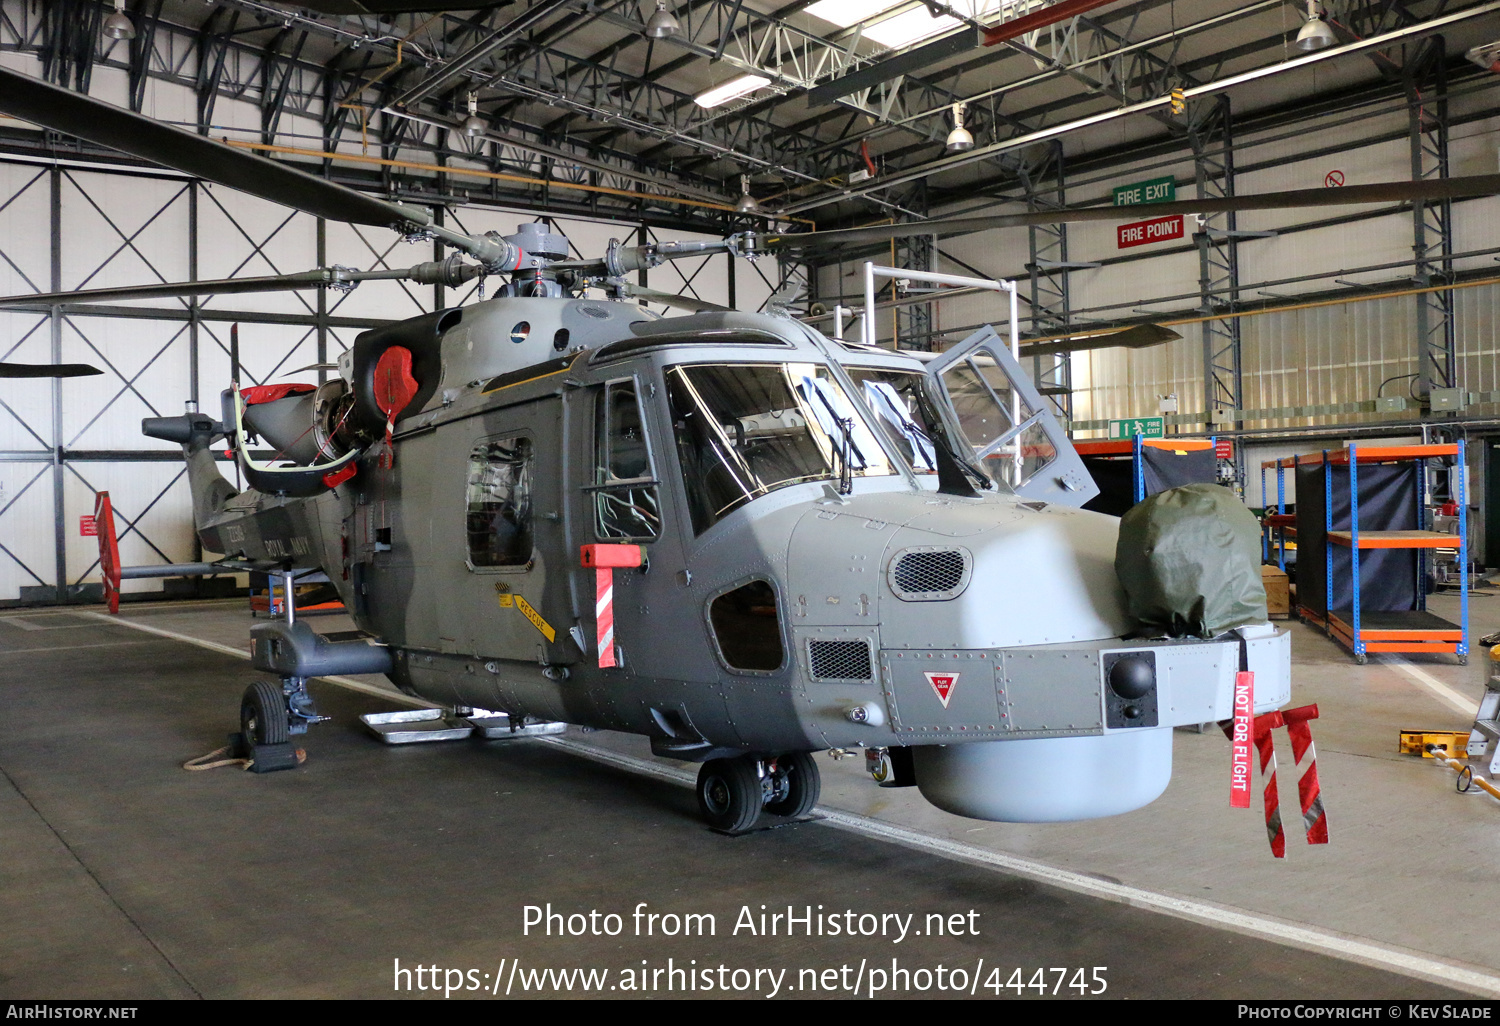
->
[665,362,896,535]
[465,436,534,568]
[708,579,784,672]
[593,378,660,541]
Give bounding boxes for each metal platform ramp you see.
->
[360,708,566,745]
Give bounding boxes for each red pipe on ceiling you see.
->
[982,0,1124,47]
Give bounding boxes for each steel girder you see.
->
[0,0,1241,222]
[1020,140,1074,421]
[1408,41,1456,397]
[1189,94,1243,489]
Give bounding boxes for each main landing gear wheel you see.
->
[241,679,289,747]
[697,756,762,833]
[764,752,820,819]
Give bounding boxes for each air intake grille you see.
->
[889,547,970,601]
[808,640,873,682]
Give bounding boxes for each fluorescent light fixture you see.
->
[695,74,772,108]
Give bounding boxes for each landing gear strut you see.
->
[237,569,330,771]
[696,752,821,832]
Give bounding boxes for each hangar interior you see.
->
[5,0,1500,1001]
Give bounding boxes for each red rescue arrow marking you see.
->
[925,672,959,709]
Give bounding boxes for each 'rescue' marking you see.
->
[514,594,556,642]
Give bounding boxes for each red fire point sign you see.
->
[1229,670,1255,808]
[925,672,959,709]
[1117,215,1184,249]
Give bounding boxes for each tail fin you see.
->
[143,413,238,536]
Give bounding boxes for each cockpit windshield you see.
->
[665,362,896,534]
[841,368,939,475]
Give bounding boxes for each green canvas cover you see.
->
[1115,483,1267,639]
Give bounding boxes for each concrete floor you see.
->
[2,588,1498,1000]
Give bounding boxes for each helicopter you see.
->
[2,67,1496,832]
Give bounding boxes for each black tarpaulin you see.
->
[1083,445,1219,517]
[1142,445,1218,495]
[1294,462,1418,616]
[1081,456,1137,517]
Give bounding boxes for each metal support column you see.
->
[49,166,64,602]
[894,182,932,351]
[1407,40,1455,399]
[1021,141,1085,422]
[1191,95,1246,491]
[189,180,202,563]
[316,216,328,384]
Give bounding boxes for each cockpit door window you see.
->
[591,376,661,542]
[925,325,1098,507]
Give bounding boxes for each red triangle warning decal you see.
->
[925,672,959,709]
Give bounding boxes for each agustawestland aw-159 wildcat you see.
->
[4,67,1495,832]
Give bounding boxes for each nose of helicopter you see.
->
[874,499,1130,652]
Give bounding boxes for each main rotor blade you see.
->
[1020,322,1180,358]
[0,362,102,378]
[623,285,736,314]
[0,271,343,308]
[0,69,429,231]
[0,263,475,308]
[765,174,1500,251]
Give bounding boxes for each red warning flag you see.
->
[1282,704,1328,845]
[94,491,120,615]
[1253,711,1286,859]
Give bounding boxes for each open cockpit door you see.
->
[925,325,1098,507]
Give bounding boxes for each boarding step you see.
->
[360,707,566,745]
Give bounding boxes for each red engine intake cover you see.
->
[374,345,419,419]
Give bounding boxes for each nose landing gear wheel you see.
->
[697,756,762,833]
[765,751,820,819]
[241,679,289,747]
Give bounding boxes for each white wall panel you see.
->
[63,464,193,593]
[1455,281,1500,400]
[60,316,192,450]
[0,464,56,598]
[196,321,320,403]
[0,163,51,296]
[0,312,54,451]
[1072,248,1202,321]
[1072,334,1203,431]
[196,188,319,316]
[59,170,192,309]
[733,256,779,316]
[1241,211,1415,293]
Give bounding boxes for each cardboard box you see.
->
[1261,564,1290,619]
